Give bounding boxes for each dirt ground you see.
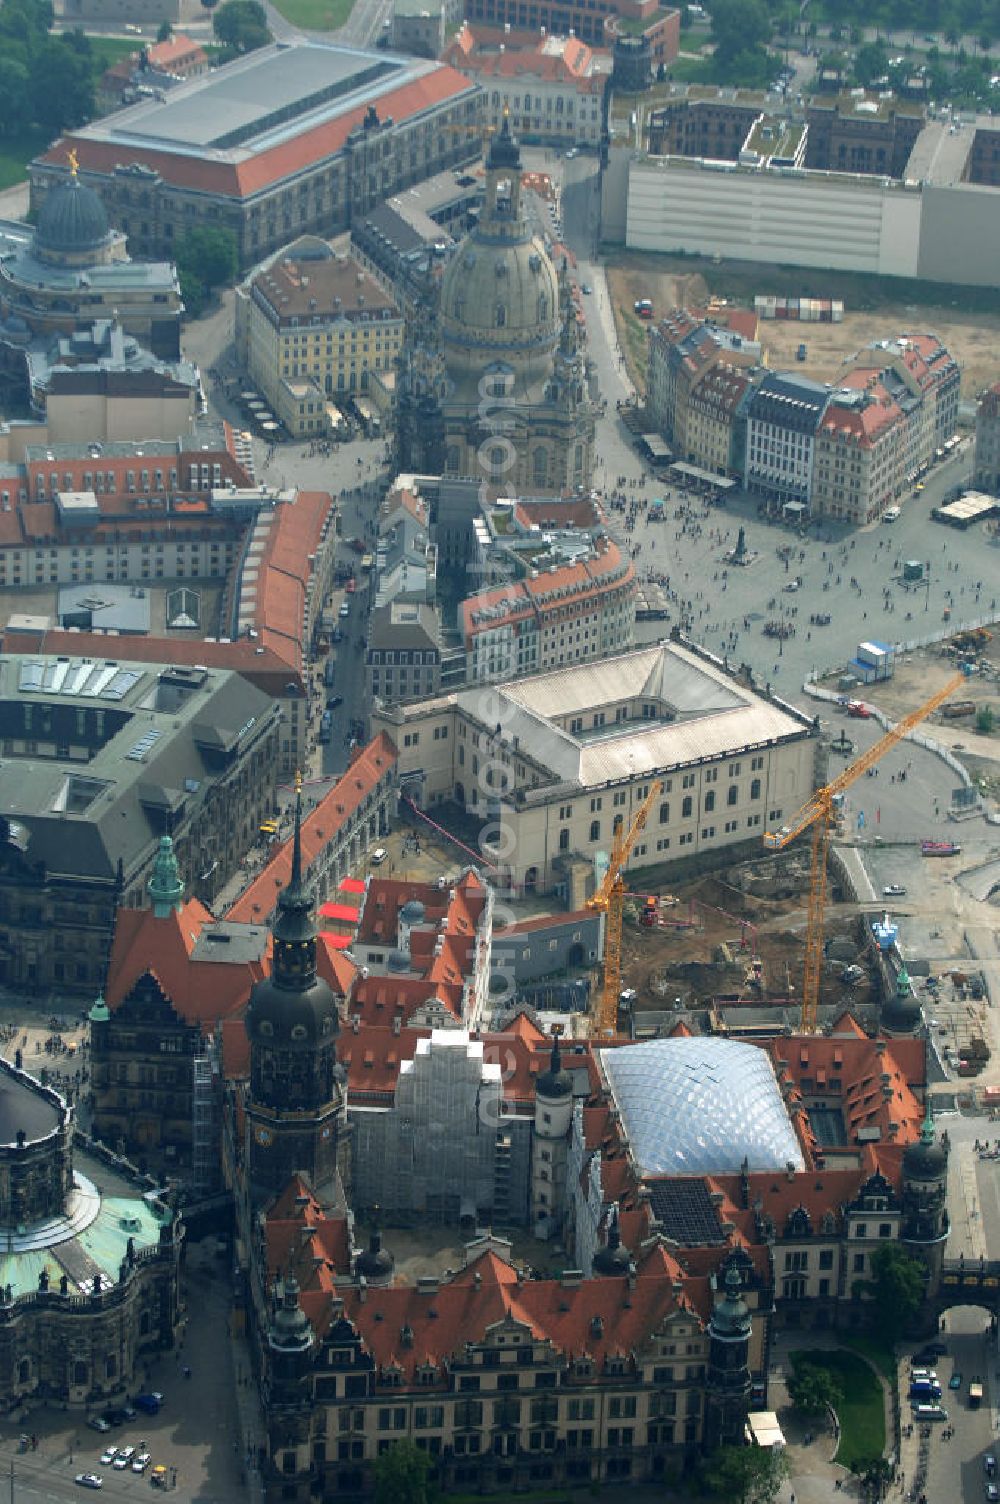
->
[618,866,864,1015]
[606,255,1000,399]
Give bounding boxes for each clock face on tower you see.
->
[255,1125,273,1146]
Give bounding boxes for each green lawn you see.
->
[791,1349,885,1472]
[0,130,49,193]
[86,35,139,70]
[268,0,356,29]
[666,54,714,82]
[844,1332,897,1383]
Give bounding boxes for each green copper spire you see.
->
[148,834,184,917]
[920,1101,935,1145]
[89,993,110,1023]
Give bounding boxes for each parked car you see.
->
[87,1418,111,1434]
[135,1392,164,1415]
[75,1476,103,1491]
[113,1447,135,1470]
[338,602,350,619]
[370,847,388,866]
[327,694,343,710]
[99,1447,117,1466]
[132,1454,151,1475]
[883,884,907,897]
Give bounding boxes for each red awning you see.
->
[320,931,353,950]
[319,901,360,921]
[339,877,366,894]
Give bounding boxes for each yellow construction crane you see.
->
[764,671,966,1032]
[587,779,663,1036]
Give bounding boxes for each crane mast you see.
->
[586,778,663,1035]
[764,672,965,1031]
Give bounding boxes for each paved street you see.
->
[0,1241,259,1504]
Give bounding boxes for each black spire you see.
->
[272,774,317,989]
[550,1031,562,1076]
[607,1204,621,1252]
[488,107,521,171]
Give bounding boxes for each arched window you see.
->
[704,791,715,813]
[559,828,569,851]
[537,293,548,322]
[728,784,739,807]
[750,778,762,800]
[682,796,692,819]
[589,820,600,842]
[495,304,507,328]
[613,814,624,834]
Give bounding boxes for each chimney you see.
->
[560,1270,584,1290]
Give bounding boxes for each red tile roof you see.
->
[338,1247,709,1382]
[105,898,262,1029]
[47,68,474,199]
[225,734,397,924]
[146,34,208,71]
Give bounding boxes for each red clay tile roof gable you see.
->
[46,67,474,199]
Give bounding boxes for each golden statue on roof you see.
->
[67,147,79,177]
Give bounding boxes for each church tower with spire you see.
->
[244,779,346,1203]
[901,1104,949,1305]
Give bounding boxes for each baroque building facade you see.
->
[0,1055,181,1411]
[397,117,595,495]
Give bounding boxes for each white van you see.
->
[912,1403,947,1421]
[882,506,901,522]
[370,847,388,866]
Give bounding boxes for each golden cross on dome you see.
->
[67,147,79,177]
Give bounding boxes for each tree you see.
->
[213,0,271,53]
[859,1456,894,1501]
[787,1360,843,1418]
[853,39,890,83]
[156,19,173,40]
[175,225,238,297]
[709,0,776,84]
[373,1439,434,1504]
[702,1443,790,1504]
[0,59,30,133]
[976,705,994,733]
[865,1242,925,1341]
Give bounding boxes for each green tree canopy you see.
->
[787,1360,843,1417]
[373,1439,434,1504]
[709,0,777,85]
[213,0,271,53]
[175,225,238,294]
[0,0,95,135]
[865,1242,925,1342]
[702,1443,790,1504]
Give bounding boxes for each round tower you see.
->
[592,1204,630,1277]
[264,1274,315,1502]
[901,1105,949,1306]
[531,1031,574,1236]
[703,1260,753,1452]
[245,779,345,1201]
[148,834,184,917]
